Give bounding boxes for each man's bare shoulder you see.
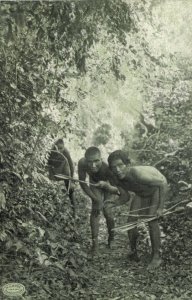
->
[131,166,158,173]
[131,166,166,181]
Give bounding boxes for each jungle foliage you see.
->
[0,0,192,299]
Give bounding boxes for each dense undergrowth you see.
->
[0,183,92,299]
[0,1,192,299]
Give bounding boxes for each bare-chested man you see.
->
[78,147,120,254]
[107,150,168,269]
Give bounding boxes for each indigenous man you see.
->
[78,146,120,254]
[48,139,76,216]
[107,150,168,269]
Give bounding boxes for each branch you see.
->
[153,150,181,167]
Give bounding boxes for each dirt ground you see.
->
[78,203,192,300]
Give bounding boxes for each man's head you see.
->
[108,150,130,179]
[85,146,102,173]
[55,139,64,153]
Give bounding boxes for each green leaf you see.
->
[10,83,17,89]
[0,191,6,209]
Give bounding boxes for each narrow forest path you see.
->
[1,190,191,300]
[77,196,192,300]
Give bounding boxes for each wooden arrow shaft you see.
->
[54,174,98,187]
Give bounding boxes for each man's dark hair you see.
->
[85,146,101,158]
[55,139,64,145]
[108,150,130,167]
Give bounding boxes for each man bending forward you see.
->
[107,150,168,269]
[78,147,119,254]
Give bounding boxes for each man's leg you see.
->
[103,193,115,248]
[90,208,100,254]
[127,195,140,261]
[90,186,103,254]
[64,180,76,218]
[148,219,161,269]
[69,189,76,218]
[147,187,165,269]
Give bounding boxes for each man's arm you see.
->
[103,186,131,208]
[63,148,74,177]
[95,181,120,195]
[97,169,131,206]
[95,168,121,194]
[78,160,98,201]
[94,167,130,199]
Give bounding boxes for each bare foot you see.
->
[147,256,162,270]
[128,252,140,262]
[90,241,99,257]
[108,237,115,250]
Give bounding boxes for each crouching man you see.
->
[78,147,120,255]
[48,139,76,217]
[107,150,168,269]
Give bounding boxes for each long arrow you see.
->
[54,174,98,187]
[113,199,191,232]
